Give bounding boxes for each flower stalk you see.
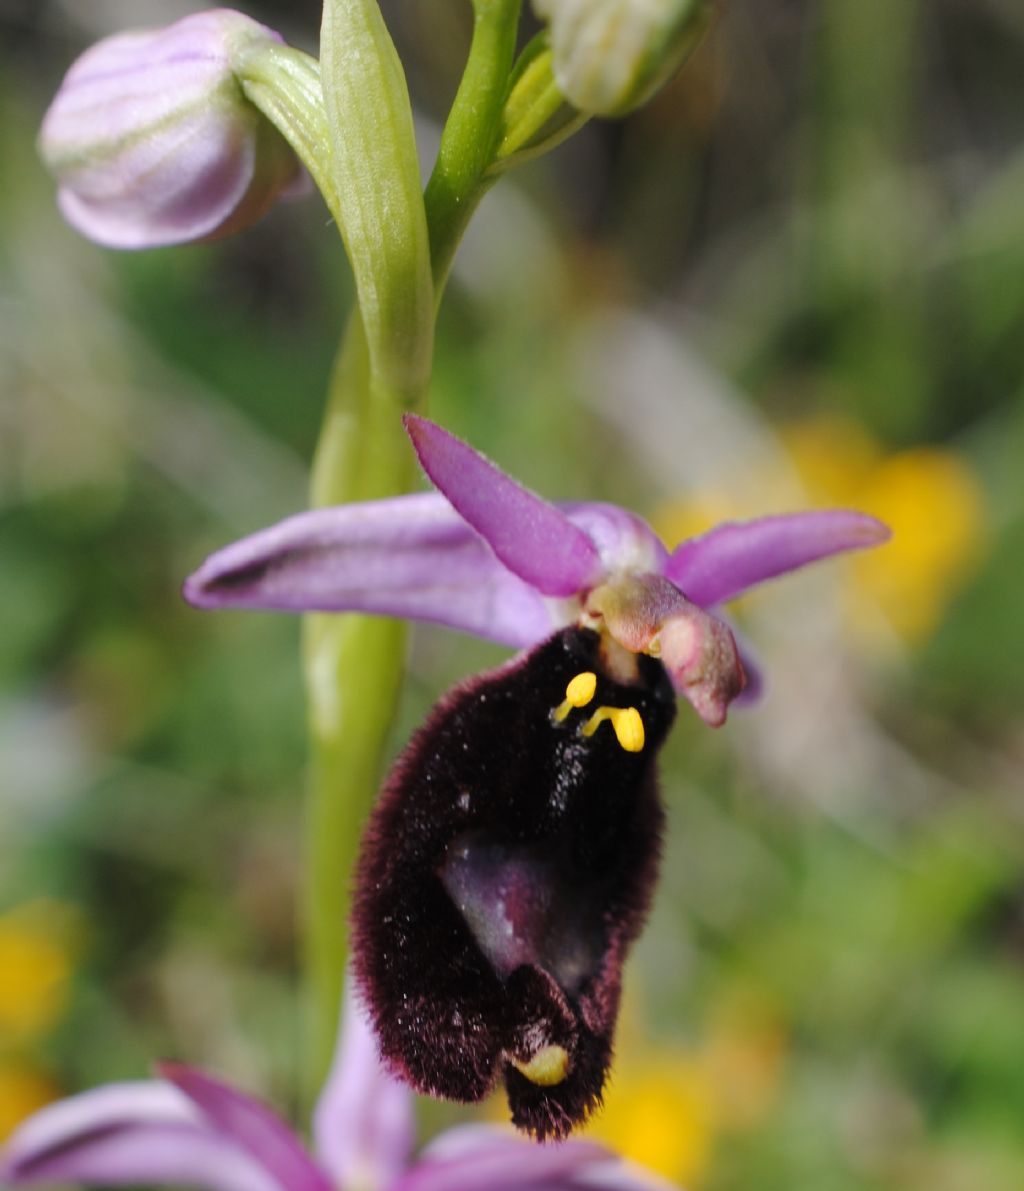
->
[234,45,339,221]
[424,0,523,291]
[319,0,434,401]
[302,317,416,1094]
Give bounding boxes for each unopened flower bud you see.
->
[532,0,711,116]
[39,9,305,249]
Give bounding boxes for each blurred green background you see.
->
[2,2,1023,1188]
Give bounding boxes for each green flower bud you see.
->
[533,0,711,116]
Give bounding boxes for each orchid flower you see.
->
[182,415,889,1140]
[1,989,673,1191]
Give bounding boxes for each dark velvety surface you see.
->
[353,627,677,1139]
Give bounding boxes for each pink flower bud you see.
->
[38,9,305,249]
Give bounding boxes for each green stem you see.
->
[425,0,522,291]
[302,320,419,1096]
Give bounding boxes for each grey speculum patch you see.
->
[439,832,605,994]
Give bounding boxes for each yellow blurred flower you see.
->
[580,997,787,1187]
[0,900,78,1046]
[653,414,987,647]
[0,901,80,1139]
[0,1063,61,1142]
[783,416,987,643]
[700,1001,787,1132]
[850,446,986,642]
[587,1052,717,1185]
[781,416,883,507]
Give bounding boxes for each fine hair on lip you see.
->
[352,626,677,1139]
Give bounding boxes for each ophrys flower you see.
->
[184,415,888,1137]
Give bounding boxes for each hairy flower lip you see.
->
[353,626,678,1140]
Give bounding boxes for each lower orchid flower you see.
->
[184,415,889,1138]
[1,988,672,1191]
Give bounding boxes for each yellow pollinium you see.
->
[552,671,598,722]
[566,671,597,706]
[581,706,645,752]
[512,1044,571,1087]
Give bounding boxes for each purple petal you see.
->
[183,493,555,648]
[404,416,603,597]
[666,510,890,608]
[1,1082,281,1191]
[395,1126,673,1191]
[158,1063,330,1191]
[394,1126,603,1191]
[313,986,415,1190]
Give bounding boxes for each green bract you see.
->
[319,0,434,402]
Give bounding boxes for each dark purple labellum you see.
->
[352,626,676,1140]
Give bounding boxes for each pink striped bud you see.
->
[39,9,305,249]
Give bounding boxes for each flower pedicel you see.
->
[185,415,890,1138]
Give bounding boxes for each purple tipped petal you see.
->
[1,1082,280,1191]
[313,985,415,1190]
[158,1063,329,1191]
[184,493,555,649]
[666,510,891,608]
[404,416,603,597]
[395,1125,671,1191]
